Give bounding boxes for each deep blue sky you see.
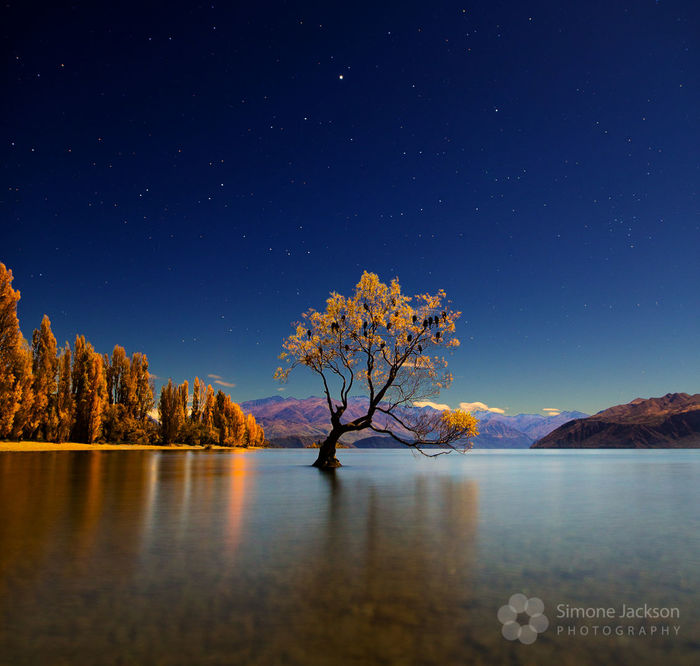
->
[2,1,698,415]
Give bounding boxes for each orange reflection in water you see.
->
[223,451,254,559]
[73,451,103,560]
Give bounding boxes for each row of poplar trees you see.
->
[0,263,265,447]
[158,377,265,447]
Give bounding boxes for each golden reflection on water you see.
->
[224,452,253,559]
[140,451,161,554]
[74,452,103,560]
[0,450,698,665]
[0,452,480,665]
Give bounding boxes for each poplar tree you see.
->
[131,352,153,421]
[0,263,34,439]
[102,348,154,441]
[230,401,245,444]
[109,346,134,411]
[201,384,216,442]
[71,335,107,443]
[104,352,114,405]
[213,390,228,445]
[86,353,107,443]
[55,345,73,443]
[245,413,259,447]
[158,379,184,445]
[177,380,189,421]
[190,376,203,422]
[10,345,34,440]
[212,390,248,446]
[30,315,58,440]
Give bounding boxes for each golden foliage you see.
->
[0,261,264,448]
[55,346,73,442]
[440,409,479,435]
[71,335,108,443]
[0,263,33,439]
[0,263,28,439]
[276,271,460,404]
[275,271,474,458]
[30,315,58,439]
[158,379,265,447]
[158,379,184,445]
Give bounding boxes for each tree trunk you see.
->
[312,429,342,469]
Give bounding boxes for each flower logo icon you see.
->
[497,593,549,644]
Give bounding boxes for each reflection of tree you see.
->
[0,453,64,597]
[258,473,479,664]
[0,452,153,663]
[0,454,483,665]
[224,452,252,559]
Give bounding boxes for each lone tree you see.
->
[275,271,479,468]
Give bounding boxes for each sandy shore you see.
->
[0,441,260,452]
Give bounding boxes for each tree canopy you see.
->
[276,271,478,467]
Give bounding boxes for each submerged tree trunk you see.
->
[312,429,342,469]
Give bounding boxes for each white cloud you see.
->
[413,400,450,411]
[542,407,561,414]
[459,401,506,414]
[207,373,235,388]
[413,399,507,414]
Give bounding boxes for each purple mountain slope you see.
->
[532,393,700,448]
[241,396,588,449]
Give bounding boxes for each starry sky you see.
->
[2,1,698,415]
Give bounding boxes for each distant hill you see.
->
[470,410,589,444]
[532,393,700,448]
[239,396,380,446]
[240,396,587,449]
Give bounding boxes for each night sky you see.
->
[2,1,698,415]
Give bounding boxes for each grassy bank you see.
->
[0,441,261,452]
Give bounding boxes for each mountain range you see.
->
[239,396,588,449]
[532,393,700,448]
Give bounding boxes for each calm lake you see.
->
[0,449,698,665]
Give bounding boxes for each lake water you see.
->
[0,449,698,665]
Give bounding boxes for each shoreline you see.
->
[0,441,263,452]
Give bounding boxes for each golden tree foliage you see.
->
[158,379,184,445]
[156,379,265,447]
[178,380,189,419]
[130,352,153,421]
[201,384,216,435]
[85,352,108,444]
[109,345,135,409]
[190,376,204,422]
[9,344,33,440]
[0,261,259,447]
[213,390,245,446]
[245,412,264,447]
[276,271,478,459]
[102,346,155,443]
[55,345,73,443]
[30,315,58,440]
[71,335,108,443]
[0,264,34,439]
